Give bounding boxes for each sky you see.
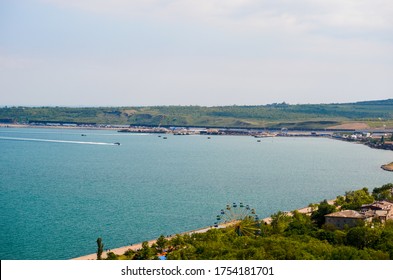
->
[0,0,392,106]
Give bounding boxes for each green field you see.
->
[1,99,393,129]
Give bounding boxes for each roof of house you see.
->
[375,210,389,217]
[361,200,393,211]
[325,210,365,219]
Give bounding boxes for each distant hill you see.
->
[1,99,392,129]
[349,99,393,105]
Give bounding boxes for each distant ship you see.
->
[114,142,121,145]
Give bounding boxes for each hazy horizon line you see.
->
[1,98,392,108]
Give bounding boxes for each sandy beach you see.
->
[72,223,235,260]
[381,162,393,172]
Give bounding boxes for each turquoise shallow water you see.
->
[0,127,392,259]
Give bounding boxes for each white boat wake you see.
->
[0,136,118,145]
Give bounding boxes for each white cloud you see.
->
[2,1,392,106]
[40,0,393,34]
[2,52,391,106]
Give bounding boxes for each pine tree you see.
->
[96,237,104,260]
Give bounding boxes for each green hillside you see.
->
[1,99,393,129]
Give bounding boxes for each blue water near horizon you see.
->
[0,127,392,259]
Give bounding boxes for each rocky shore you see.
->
[381,162,393,172]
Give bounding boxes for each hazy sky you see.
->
[1,0,392,106]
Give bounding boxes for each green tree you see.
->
[234,216,260,236]
[285,211,316,236]
[167,245,197,260]
[372,183,393,201]
[259,222,272,237]
[96,237,104,260]
[271,211,292,234]
[123,249,135,259]
[335,196,345,206]
[106,252,119,260]
[169,234,187,251]
[339,188,374,210]
[311,200,337,227]
[346,226,380,249]
[154,235,168,254]
[133,241,155,260]
[373,220,393,258]
[316,229,337,244]
[331,246,363,259]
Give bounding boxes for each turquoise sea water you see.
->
[0,127,392,259]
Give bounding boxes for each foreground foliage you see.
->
[372,183,393,201]
[335,188,375,210]
[108,220,393,260]
[105,184,393,260]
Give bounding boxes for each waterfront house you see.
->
[360,200,393,222]
[324,210,372,229]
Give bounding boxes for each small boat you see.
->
[163,137,167,139]
[257,140,261,142]
[114,142,121,145]
[207,137,211,139]
[81,134,86,136]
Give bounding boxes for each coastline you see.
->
[72,200,335,260]
[72,222,237,260]
[381,162,393,172]
[0,123,122,131]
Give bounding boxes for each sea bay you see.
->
[0,127,392,259]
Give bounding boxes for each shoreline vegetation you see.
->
[73,184,393,260]
[72,202,333,260]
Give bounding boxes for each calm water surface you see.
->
[0,127,392,259]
